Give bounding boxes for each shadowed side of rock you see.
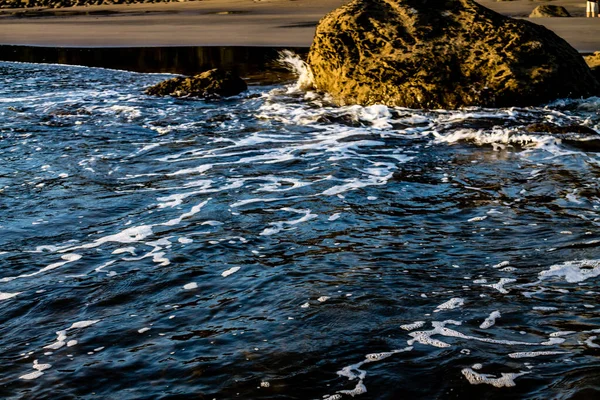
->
[307,0,600,110]
[145,68,247,99]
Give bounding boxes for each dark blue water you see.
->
[1,60,600,399]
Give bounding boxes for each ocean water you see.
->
[1,58,600,400]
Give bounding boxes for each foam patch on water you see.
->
[221,267,241,277]
[44,331,68,350]
[19,360,51,380]
[434,298,464,312]
[400,321,426,331]
[539,260,600,283]
[112,247,136,256]
[493,261,510,269]
[327,347,412,399]
[183,282,198,290]
[461,367,530,388]
[483,278,516,294]
[68,320,100,330]
[480,311,501,329]
[104,105,141,120]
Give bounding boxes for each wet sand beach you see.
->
[0,0,599,51]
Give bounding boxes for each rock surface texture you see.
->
[585,52,600,83]
[145,69,247,99]
[307,0,599,109]
[529,5,571,18]
[0,0,189,8]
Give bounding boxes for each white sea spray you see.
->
[278,50,315,91]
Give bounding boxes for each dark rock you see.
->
[589,66,600,84]
[529,5,570,18]
[526,123,597,135]
[145,69,247,99]
[307,0,599,109]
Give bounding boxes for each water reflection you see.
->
[0,45,305,81]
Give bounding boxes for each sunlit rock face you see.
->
[307,0,599,109]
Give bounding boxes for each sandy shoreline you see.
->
[0,0,599,51]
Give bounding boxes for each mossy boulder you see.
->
[529,5,571,18]
[145,69,247,99]
[307,0,599,109]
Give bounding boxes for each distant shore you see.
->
[0,0,599,51]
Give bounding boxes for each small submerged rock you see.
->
[307,0,599,109]
[526,123,600,152]
[145,68,247,99]
[526,123,597,135]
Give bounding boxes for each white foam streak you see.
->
[68,226,153,251]
[508,351,568,359]
[0,292,21,301]
[408,320,540,348]
[162,199,210,226]
[584,336,600,348]
[0,254,82,282]
[260,208,317,236]
[432,128,556,149]
[166,165,212,176]
[69,320,100,330]
[221,267,241,277]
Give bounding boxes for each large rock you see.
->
[307,0,599,109]
[145,69,247,99]
[529,5,570,18]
